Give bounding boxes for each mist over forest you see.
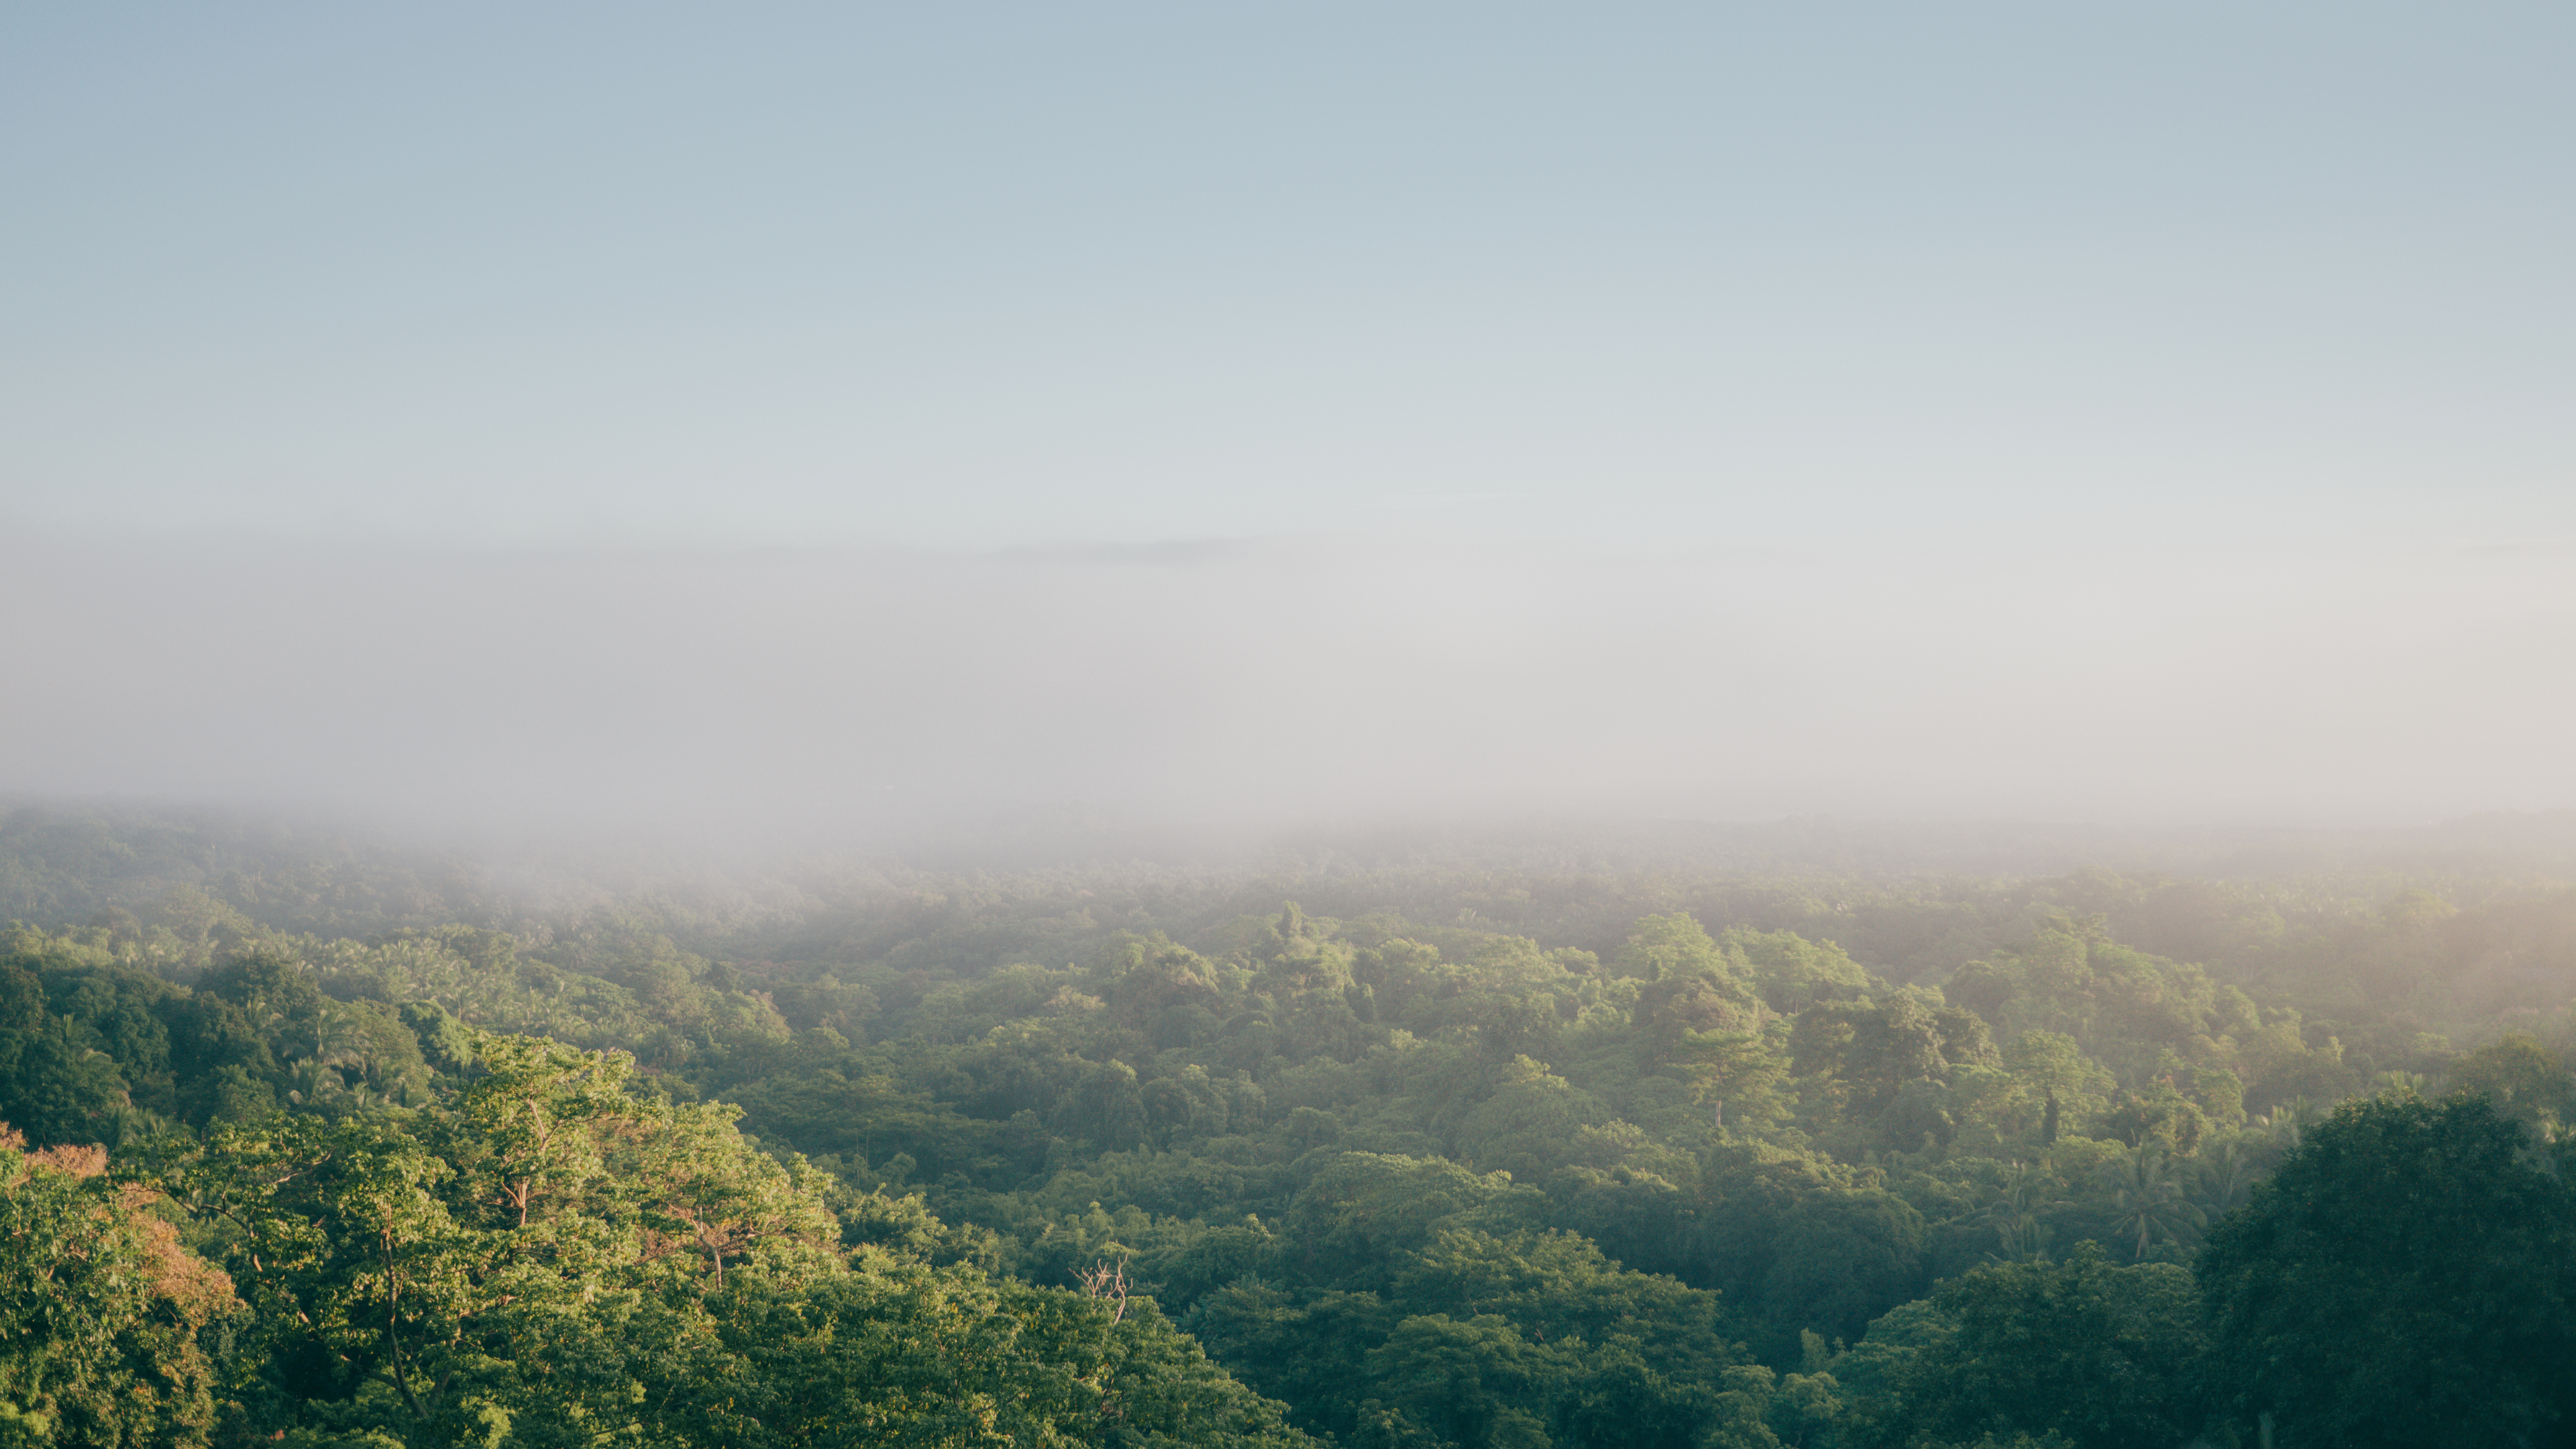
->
[5,796,2576,1447]
[7,529,2574,841]
[11,2,2576,1445]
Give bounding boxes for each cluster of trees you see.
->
[5,1029,1304,1448]
[5,806,2576,1447]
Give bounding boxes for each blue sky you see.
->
[8,3,2571,551]
[4,5,2572,832]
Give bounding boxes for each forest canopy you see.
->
[3,802,2575,1448]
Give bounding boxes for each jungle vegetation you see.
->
[3,801,2574,1448]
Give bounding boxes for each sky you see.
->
[4,3,2573,839]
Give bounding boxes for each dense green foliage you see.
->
[7,1030,1306,1449]
[2198,1095,2576,1448]
[5,802,2576,1447]
[0,1131,233,1448]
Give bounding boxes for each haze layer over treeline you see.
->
[9,3,2576,1445]
[9,7,2574,840]
[6,531,2571,846]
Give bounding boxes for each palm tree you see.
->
[2194,1140,2259,1221]
[103,1105,168,1150]
[2252,1095,2322,1150]
[2374,1071,2430,1101]
[310,1002,376,1072]
[1982,1160,2068,1263]
[284,1057,343,1108]
[2102,1144,2205,1263]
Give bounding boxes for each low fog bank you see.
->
[3,528,2571,847]
[15,794,2576,950]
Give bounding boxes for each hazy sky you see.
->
[5,5,2573,835]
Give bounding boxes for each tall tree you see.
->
[2198,1095,2576,1448]
[0,1128,237,1449]
[1862,1245,2203,1449]
[2098,1145,2202,1263]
